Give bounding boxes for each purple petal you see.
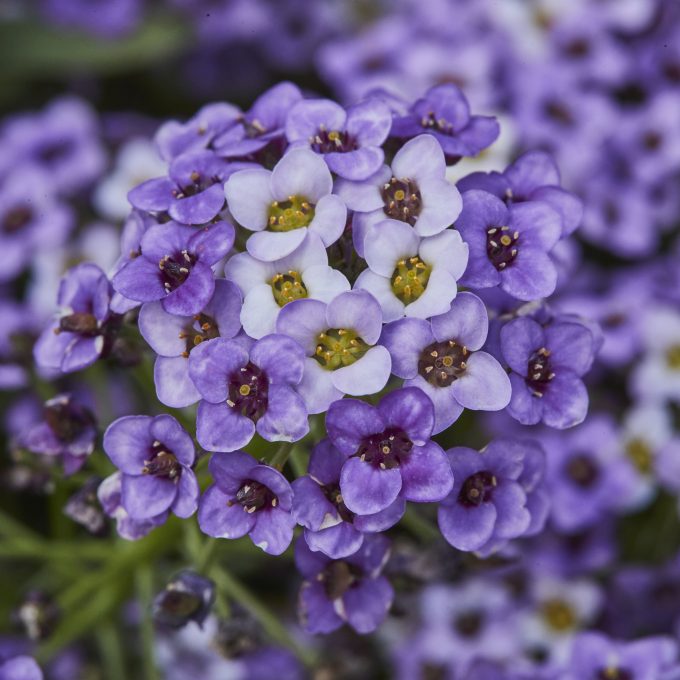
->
[326,398,383,455]
[377,386,434,444]
[188,338,248,403]
[154,356,201,408]
[250,508,295,555]
[331,345,391,396]
[430,291,489,350]
[103,416,153,474]
[500,317,544,374]
[150,414,195,466]
[275,298,328,354]
[325,147,384,181]
[138,302,186,356]
[379,318,434,379]
[305,523,364,559]
[171,470,200,518]
[189,221,235,264]
[161,262,215,316]
[208,451,257,494]
[450,351,511,411]
[342,576,393,633]
[504,150,560,194]
[340,457,402,515]
[546,322,595,375]
[399,441,453,502]
[292,476,339,531]
[112,257,165,302]
[299,581,343,634]
[256,384,309,443]
[506,373,543,425]
[542,371,589,429]
[285,99,346,143]
[122,473,177,520]
[250,334,305,385]
[169,184,225,225]
[404,375,464,435]
[437,500,497,551]
[196,400,256,452]
[128,177,174,212]
[492,483,530,539]
[501,248,558,301]
[198,485,255,538]
[308,438,348,485]
[353,498,405,533]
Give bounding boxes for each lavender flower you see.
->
[112,221,234,316]
[285,97,391,180]
[276,290,391,413]
[224,147,346,261]
[198,452,295,555]
[295,534,393,634]
[0,655,43,680]
[189,334,308,451]
[103,414,199,521]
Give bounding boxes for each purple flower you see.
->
[128,151,238,225]
[103,414,199,520]
[455,190,562,301]
[381,292,511,433]
[40,0,141,37]
[326,387,453,515]
[500,315,596,429]
[0,655,43,680]
[112,221,234,316]
[214,81,302,160]
[152,570,215,630]
[563,632,677,680]
[198,451,295,556]
[295,534,393,634]
[335,134,462,256]
[437,441,532,552]
[138,279,242,408]
[276,290,391,413]
[224,148,347,261]
[457,150,583,237]
[292,438,405,559]
[97,472,168,540]
[224,233,349,339]
[189,334,308,452]
[355,220,468,322]
[34,263,115,374]
[390,84,500,162]
[285,97,391,180]
[20,394,96,476]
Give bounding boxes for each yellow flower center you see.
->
[314,328,369,371]
[270,270,308,307]
[267,195,315,232]
[391,255,432,305]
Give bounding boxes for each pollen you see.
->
[391,255,432,304]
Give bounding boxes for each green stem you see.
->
[401,505,441,543]
[136,565,160,680]
[96,622,127,680]
[269,442,293,470]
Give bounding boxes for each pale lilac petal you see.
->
[364,219,419,277]
[326,290,383,344]
[240,284,280,339]
[391,135,446,181]
[246,229,308,262]
[256,385,309,442]
[332,345,391,396]
[405,375,464,434]
[353,269,404,323]
[224,168,273,231]
[342,576,393,633]
[271,148,333,203]
[450,351,511,411]
[325,147,384,181]
[418,228,468,279]
[172,470,200,518]
[296,358,344,414]
[103,416,153,474]
[138,302,186,356]
[224,251,275,293]
[437,501,497,551]
[333,167,389,212]
[430,291,488,349]
[379,318,434,379]
[196,401,256,452]
[415,179,463,237]
[341,457,402,515]
[307,194,346,247]
[198,485,255,538]
[404,269,457,320]
[276,298,328,354]
[303,265,351,302]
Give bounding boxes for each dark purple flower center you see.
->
[454,610,485,637]
[321,483,353,523]
[58,312,100,337]
[179,313,220,358]
[176,170,219,198]
[227,361,269,422]
[381,177,422,225]
[525,347,554,397]
[311,128,357,154]
[565,454,600,488]
[2,204,33,234]
[159,250,197,293]
[458,471,497,507]
[44,397,95,443]
[234,480,277,513]
[320,560,361,600]
[357,427,413,470]
[486,225,519,271]
[420,663,448,680]
[420,111,455,135]
[418,340,469,387]
[543,99,575,126]
[38,139,73,164]
[143,440,182,481]
[596,668,632,680]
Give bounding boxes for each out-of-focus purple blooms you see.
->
[190,334,308,451]
[138,279,242,408]
[0,98,105,196]
[63,476,108,536]
[562,632,677,680]
[98,472,168,540]
[542,416,638,533]
[391,84,500,162]
[437,440,532,553]
[276,290,391,413]
[326,387,452,515]
[500,315,596,428]
[0,655,43,680]
[355,219,468,322]
[285,97,391,180]
[224,147,347,261]
[198,451,295,556]
[225,234,349,339]
[458,150,583,237]
[128,151,239,225]
[103,414,199,521]
[381,291,510,433]
[292,438,405,559]
[40,0,142,38]
[335,134,462,256]
[112,221,234,316]
[34,263,116,374]
[456,189,562,301]
[152,570,215,630]
[13,592,59,641]
[0,301,40,390]
[20,394,96,476]
[295,534,393,634]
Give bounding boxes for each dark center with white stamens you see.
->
[314,328,369,370]
[565,454,600,488]
[597,668,632,680]
[2,205,33,234]
[234,480,277,513]
[319,560,360,601]
[321,483,353,522]
[381,177,422,225]
[270,270,308,307]
[418,340,469,387]
[486,225,519,270]
[178,313,219,358]
[525,347,554,397]
[268,195,315,232]
[391,256,431,304]
[310,128,357,154]
[159,249,196,293]
[458,471,497,507]
[227,361,269,422]
[175,170,219,198]
[356,427,413,470]
[44,397,95,443]
[454,610,485,637]
[420,111,454,135]
[143,440,182,481]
